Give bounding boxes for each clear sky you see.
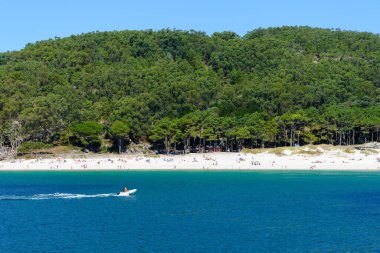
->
[1,0,379,52]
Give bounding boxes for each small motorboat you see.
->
[117,189,137,196]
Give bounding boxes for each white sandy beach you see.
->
[1,147,380,171]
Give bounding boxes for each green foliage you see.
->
[0,27,380,152]
[110,120,130,153]
[18,142,53,153]
[69,121,103,151]
[110,121,130,138]
[70,121,103,136]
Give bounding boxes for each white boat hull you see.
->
[117,189,137,196]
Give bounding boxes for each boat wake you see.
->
[0,192,121,200]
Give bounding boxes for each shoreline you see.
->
[1,148,380,171]
[1,169,380,172]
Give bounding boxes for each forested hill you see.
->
[1,26,380,154]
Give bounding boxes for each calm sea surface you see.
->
[1,170,380,252]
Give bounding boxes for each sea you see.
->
[1,170,380,252]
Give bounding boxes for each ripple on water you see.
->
[1,171,380,252]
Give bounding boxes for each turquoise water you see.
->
[1,171,380,252]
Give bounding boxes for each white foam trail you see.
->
[0,192,120,200]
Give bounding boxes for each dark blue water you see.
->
[1,171,380,252]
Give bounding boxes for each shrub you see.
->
[19,142,54,153]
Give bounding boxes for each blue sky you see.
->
[1,0,379,52]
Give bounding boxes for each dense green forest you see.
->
[0,26,380,155]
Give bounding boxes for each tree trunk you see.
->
[274,134,277,148]
[165,136,169,155]
[348,133,351,146]
[297,131,300,145]
[290,129,293,147]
